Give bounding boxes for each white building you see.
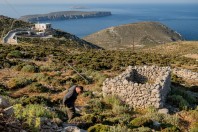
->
[35,23,51,32]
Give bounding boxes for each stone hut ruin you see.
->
[102,65,171,109]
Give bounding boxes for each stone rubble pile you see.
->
[102,65,171,109]
[173,68,198,82]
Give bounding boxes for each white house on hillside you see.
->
[35,23,51,32]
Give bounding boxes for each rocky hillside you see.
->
[84,22,183,50]
[0,16,197,132]
[0,40,197,131]
[0,15,101,49]
[0,15,31,39]
[19,11,112,22]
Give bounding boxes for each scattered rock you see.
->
[158,108,169,114]
[61,126,87,132]
[3,106,14,116]
[0,96,10,109]
[153,121,161,128]
[53,118,63,125]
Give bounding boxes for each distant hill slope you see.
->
[0,15,31,38]
[83,22,183,50]
[142,41,198,60]
[19,11,111,22]
[0,15,101,49]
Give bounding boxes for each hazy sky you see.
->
[1,0,198,4]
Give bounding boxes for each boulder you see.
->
[62,126,87,132]
[0,96,10,109]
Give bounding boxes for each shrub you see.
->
[69,114,97,129]
[13,63,25,71]
[162,126,180,132]
[21,64,38,73]
[133,127,152,132]
[109,124,132,132]
[39,66,52,72]
[88,124,109,132]
[32,73,50,82]
[167,95,189,110]
[7,50,23,58]
[190,123,198,132]
[0,84,7,95]
[170,87,196,104]
[19,96,53,106]
[7,77,33,89]
[27,83,50,93]
[171,74,184,84]
[82,91,94,98]
[104,95,129,114]
[13,104,58,130]
[130,116,153,127]
[85,70,108,91]
[85,99,105,114]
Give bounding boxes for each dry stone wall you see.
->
[173,68,198,82]
[102,65,171,109]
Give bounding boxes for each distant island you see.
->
[19,11,112,22]
[69,6,90,9]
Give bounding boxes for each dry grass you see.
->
[142,41,198,57]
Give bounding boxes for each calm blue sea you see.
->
[0,3,198,40]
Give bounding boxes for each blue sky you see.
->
[1,0,198,4]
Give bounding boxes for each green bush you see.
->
[39,66,52,72]
[130,116,153,127]
[162,126,180,132]
[170,87,196,104]
[85,99,105,114]
[13,104,58,130]
[167,95,190,110]
[21,64,38,73]
[32,73,50,82]
[132,127,152,132]
[88,124,109,132]
[19,96,53,106]
[69,114,97,129]
[7,77,33,89]
[13,63,25,71]
[0,84,7,95]
[27,83,50,93]
[7,50,23,58]
[104,96,129,114]
[83,91,94,98]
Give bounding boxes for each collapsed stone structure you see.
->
[173,68,198,82]
[102,65,171,109]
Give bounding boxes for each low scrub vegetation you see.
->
[0,38,197,131]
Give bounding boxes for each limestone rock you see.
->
[62,126,87,132]
[0,96,10,109]
[3,106,14,116]
[158,108,169,114]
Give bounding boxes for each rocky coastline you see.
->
[19,11,112,22]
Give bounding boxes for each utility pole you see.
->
[132,37,135,52]
[131,34,135,52]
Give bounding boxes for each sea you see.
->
[0,3,198,40]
